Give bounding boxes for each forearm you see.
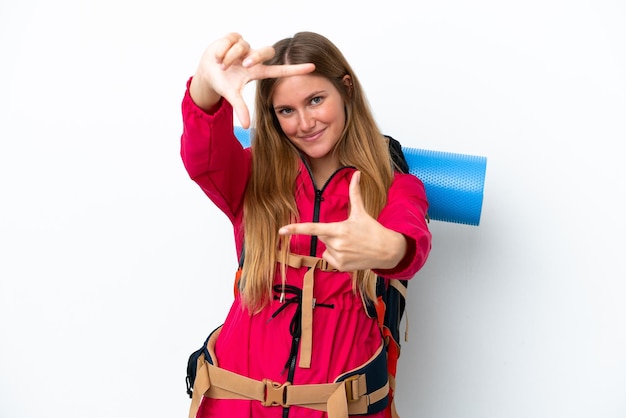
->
[373,175,432,279]
[180,82,250,222]
[189,72,222,112]
[373,228,408,270]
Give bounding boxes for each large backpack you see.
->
[372,135,412,418]
[186,135,417,418]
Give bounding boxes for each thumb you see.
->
[348,171,366,219]
[230,94,251,129]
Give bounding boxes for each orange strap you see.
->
[282,253,337,369]
[233,253,339,369]
[188,337,389,418]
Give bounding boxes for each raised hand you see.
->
[279,171,407,272]
[189,32,315,128]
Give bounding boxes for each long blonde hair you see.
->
[241,32,394,312]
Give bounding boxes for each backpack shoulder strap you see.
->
[379,134,412,418]
[385,134,410,174]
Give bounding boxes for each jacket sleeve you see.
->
[180,78,251,224]
[373,172,432,280]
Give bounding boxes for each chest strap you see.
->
[188,325,389,418]
[282,253,338,369]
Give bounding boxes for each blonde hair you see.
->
[241,32,394,311]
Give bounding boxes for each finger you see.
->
[230,95,251,129]
[278,222,334,237]
[221,40,252,69]
[348,171,366,218]
[260,63,316,79]
[242,46,276,68]
[213,33,246,65]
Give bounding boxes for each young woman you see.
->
[180,31,432,418]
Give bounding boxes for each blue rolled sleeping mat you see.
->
[233,127,487,226]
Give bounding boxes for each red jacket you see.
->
[180,80,431,418]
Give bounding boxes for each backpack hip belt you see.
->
[188,324,389,418]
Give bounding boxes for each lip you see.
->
[298,128,326,142]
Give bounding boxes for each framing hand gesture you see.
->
[189,32,315,128]
[279,171,407,272]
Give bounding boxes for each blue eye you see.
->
[278,108,293,116]
[311,96,322,105]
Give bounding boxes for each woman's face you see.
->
[272,74,347,172]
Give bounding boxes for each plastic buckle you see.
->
[344,375,360,402]
[262,379,291,407]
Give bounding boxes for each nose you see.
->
[297,110,315,131]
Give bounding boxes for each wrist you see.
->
[380,230,407,270]
[189,74,222,112]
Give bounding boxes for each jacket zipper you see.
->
[283,163,355,418]
[308,166,353,254]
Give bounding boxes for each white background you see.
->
[1,1,625,417]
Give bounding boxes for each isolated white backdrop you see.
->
[1,1,625,417]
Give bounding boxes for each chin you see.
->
[302,149,333,160]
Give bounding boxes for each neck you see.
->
[308,156,339,188]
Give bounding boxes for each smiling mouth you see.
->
[299,128,325,142]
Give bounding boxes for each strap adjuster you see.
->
[262,379,291,407]
[343,375,360,402]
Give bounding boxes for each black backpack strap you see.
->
[385,135,410,174]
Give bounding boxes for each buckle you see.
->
[343,375,360,402]
[262,379,291,407]
[318,259,338,272]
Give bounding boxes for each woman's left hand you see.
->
[279,171,407,272]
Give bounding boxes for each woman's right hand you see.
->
[189,32,315,129]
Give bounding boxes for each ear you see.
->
[342,74,353,97]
